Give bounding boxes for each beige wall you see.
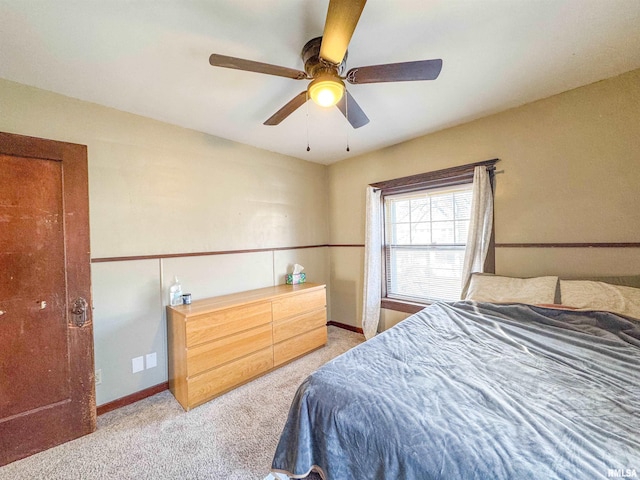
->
[328,68,640,329]
[1,79,328,258]
[0,79,329,405]
[3,66,640,402]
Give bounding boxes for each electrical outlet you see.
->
[95,369,102,385]
[132,356,144,374]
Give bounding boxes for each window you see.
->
[370,159,498,310]
[384,185,473,302]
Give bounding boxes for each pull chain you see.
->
[306,93,311,152]
[345,93,350,152]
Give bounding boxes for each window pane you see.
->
[394,200,410,223]
[454,191,472,219]
[410,197,430,222]
[432,221,454,243]
[431,194,454,221]
[455,220,469,243]
[394,223,410,244]
[411,222,431,244]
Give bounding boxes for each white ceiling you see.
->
[1,1,640,165]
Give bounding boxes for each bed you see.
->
[269,276,640,479]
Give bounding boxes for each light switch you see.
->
[132,356,144,374]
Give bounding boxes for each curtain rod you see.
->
[369,158,500,190]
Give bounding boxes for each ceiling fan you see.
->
[209,0,443,129]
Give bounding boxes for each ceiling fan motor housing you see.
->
[302,36,346,78]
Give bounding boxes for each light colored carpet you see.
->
[1,326,364,480]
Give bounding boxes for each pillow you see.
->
[556,275,640,304]
[559,280,640,320]
[464,274,558,305]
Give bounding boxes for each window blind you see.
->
[384,185,473,302]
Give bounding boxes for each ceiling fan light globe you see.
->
[317,89,337,107]
[309,76,344,108]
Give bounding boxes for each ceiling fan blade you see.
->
[320,0,367,65]
[209,54,308,80]
[336,90,369,129]
[264,91,308,126]
[346,59,443,84]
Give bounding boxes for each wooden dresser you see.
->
[166,283,327,411]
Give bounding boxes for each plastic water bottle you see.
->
[169,276,183,306]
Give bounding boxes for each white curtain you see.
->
[361,186,382,340]
[461,166,494,295]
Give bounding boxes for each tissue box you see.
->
[286,273,306,285]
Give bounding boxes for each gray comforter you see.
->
[271,302,640,479]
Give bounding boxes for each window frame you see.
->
[371,159,499,314]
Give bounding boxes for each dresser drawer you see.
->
[272,288,326,321]
[186,301,271,347]
[274,326,327,367]
[273,308,326,344]
[187,323,273,377]
[187,347,273,408]
[168,283,327,411]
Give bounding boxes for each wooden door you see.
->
[0,132,95,466]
